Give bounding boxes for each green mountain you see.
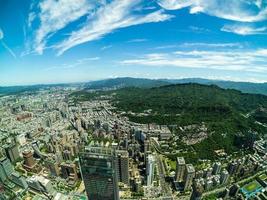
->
[85,77,267,96]
[106,83,267,160]
[85,77,169,89]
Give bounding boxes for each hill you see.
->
[84,77,169,89]
[85,77,267,95]
[107,84,267,159]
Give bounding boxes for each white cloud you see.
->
[55,0,173,55]
[153,42,244,50]
[44,56,100,71]
[221,24,267,35]
[181,42,244,48]
[158,0,267,22]
[120,49,267,73]
[28,0,172,55]
[0,28,16,58]
[0,28,3,40]
[127,38,148,43]
[101,45,113,51]
[30,0,96,54]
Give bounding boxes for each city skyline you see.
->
[0,0,267,85]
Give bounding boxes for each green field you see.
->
[243,181,261,193]
[259,173,267,181]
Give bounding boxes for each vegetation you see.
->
[71,83,267,160]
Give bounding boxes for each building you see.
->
[184,164,195,191]
[23,150,35,168]
[212,162,221,175]
[175,157,186,182]
[0,157,14,182]
[79,146,119,200]
[116,150,129,185]
[22,149,41,173]
[60,162,78,183]
[146,154,156,186]
[220,170,229,184]
[45,159,60,177]
[190,181,204,200]
[27,175,55,196]
[4,143,20,163]
[10,172,28,189]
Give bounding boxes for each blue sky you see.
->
[0,0,267,86]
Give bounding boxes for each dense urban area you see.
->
[0,79,267,200]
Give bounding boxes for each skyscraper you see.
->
[79,147,119,200]
[175,157,186,182]
[146,154,156,186]
[0,157,14,182]
[4,143,20,163]
[184,164,195,191]
[116,150,129,185]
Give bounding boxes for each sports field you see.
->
[241,180,263,198]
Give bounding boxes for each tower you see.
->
[79,147,119,200]
[116,150,129,185]
[184,164,195,191]
[175,157,186,182]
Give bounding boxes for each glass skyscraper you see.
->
[79,147,119,200]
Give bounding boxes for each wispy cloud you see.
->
[44,56,100,71]
[153,42,244,50]
[29,0,96,54]
[221,24,267,35]
[181,42,244,48]
[55,1,173,55]
[0,28,16,58]
[120,49,267,73]
[189,26,210,33]
[158,0,267,22]
[127,38,148,43]
[101,45,113,51]
[27,0,172,56]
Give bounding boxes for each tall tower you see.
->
[22,150,35,168]
[146,154,156,186]
[175,157,186,182]
[184,164,195,191]
[116,150,129,185]
[4,143,20,163]
[79,147,119,200]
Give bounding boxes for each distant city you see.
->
[0,77,266,200]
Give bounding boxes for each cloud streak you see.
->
[120,49,267,73]
[158,0,267,23]
[221,24,267,35]
[28,0,172,56]
[29,0,96,54]
[0,28,16,58]
[55,1,172,55]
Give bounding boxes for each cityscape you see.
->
[1,0,267,200]
[0,79,266,200]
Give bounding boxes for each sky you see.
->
[0,0,267,86]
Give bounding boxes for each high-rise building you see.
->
[0,157,14,182]
[4,143,20,163]
[220,170,229,184]
[212,162,221,175]
[116,150,129,185]
[146,154,156,186]
[175,157,186,182]
[45,159,60,177]
[79,147,119,200]
[61,162,78,183]
[184,164,195,191]
[22,150,35,168]
[190,180,204,200]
